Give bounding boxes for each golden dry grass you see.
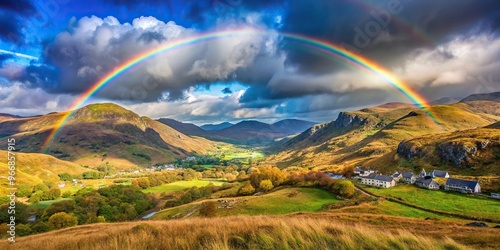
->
[2,213,499,250]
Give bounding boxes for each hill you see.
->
[461,91,500,102]
[0,151,88,193]
[0,104,216,168]
[272,119,316,134]
[267,101,500,171]
[431,97,461,105]
[200,122,233,131]
[4,214,494,250]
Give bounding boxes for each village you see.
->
[351,166,487,195]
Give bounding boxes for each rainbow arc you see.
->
[41,28,438,152]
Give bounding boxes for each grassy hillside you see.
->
[364,185,500,220]
[153,188,340,220]
[0,103,216,168]
[143,179,225,194]
[0,151,88,194]
[266,101,500,172]
[4,214,491,250]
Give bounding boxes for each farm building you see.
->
[444,178,481,193]
[429,170,449,178]
[361,174,395,188]
[415,177,440,190]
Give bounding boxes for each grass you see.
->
[142,179,225,194]
[217,188,340,216]
[29,198,72,210]
[4,214,495,250]
[365,185,500,220]
[330,199,452,220]
[152,188,341,219]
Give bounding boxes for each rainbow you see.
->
[41,28,437,152]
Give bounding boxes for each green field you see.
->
[365,185,500,220]
[142,179,225,193]
[29,198,72,209]
[152,188,341,220]
[218,188,340,216]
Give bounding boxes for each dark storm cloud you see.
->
[137,31,166,43]
[0,53,15,67]
[280,0,500,72]
[221,87,232,94]
[0,0,37,45]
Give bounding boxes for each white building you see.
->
[361,174,395,188]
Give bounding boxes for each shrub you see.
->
[199,201,217,218]
[333,180,355,198]
[16,224,32,236]
[238,183,255,196]
[259,180,274,192]
[48,212,78,229]
[62,190,72,198]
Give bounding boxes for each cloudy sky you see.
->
[0,0,499,124]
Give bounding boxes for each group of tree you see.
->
[164,183,234,208]
[0,185,156,237]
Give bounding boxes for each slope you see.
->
[267,101,500,171]
[0,104,216,168]
[0,150,88,194]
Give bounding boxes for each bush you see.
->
[333,180,355,198]
[16,224,32,236]
[48,212,78,229]
[199,201,217,218]
[62,190,72,198]
[58,173,73,181]
[259,180,274,192]
[238,183,255,196]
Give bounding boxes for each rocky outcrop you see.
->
[437,140,491,167]
[397,141,427,159]
[334,112,370,129]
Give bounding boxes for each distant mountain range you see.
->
[201,122,234,131]
[157,118,315,145]
[460,91,500,102]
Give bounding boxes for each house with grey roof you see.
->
[415,177,440,190]
[361,173,395,188]
[354,166,375,177]
[445,178,481,193]
[429,170,449,178]
[401,172,416,184]
[391,172,403,182]
[419,168,426,178]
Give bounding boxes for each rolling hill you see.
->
[0,150,89,193]
[266,101,500,172]
[460,91,500,102]
[0,104,216,168]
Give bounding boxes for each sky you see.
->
[0,0,499,125]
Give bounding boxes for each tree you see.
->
[62,190,72,198]
[17,184,33,198]
[199,201,217,218]
[333,180,355,198]
[29,191,43,203]
[237,183,255,196]
[137,178,151,189]
[259,179,274,192]
[16,224,32,236]
[58,173,73,181]
[47,188,62,200]
[34,183,49,192]
[48,212,78,229]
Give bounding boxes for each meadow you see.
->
[365,185,500,220]
[5,214,498,250]
[152,188,341,219]
[142,179,225,194]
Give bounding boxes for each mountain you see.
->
[272,119,316,134]
[0,113,22,122]
[431,97,461,105]
[460,91,500,102]
[201,122,234,131]
[157,118,209,137]
[267,101,500,170]
[0,103,216,168]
